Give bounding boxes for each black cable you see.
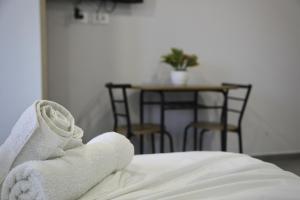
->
[74,0,118,20]
[97,0,117,14]
[96,0,104,13]
[74,0,84,19]
[103,0,118,13]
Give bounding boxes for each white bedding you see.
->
[79,151,300,200]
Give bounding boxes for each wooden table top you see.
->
[131,84,237,92]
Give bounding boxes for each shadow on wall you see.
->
[76,89,112,142]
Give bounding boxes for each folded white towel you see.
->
[88,132,134,170]
[1,132,134,200]
[0,100,83,186]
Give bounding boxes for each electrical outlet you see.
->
[93,13,110,25]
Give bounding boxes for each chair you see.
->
[182,83,252,153]
[106,83,174,154]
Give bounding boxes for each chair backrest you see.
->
[222,83,252,128]
[105,83,132,135]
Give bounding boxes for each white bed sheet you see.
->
[79,152,300,200]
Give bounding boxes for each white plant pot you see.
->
[171,71,188,86]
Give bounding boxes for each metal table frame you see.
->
[132,85,235,153]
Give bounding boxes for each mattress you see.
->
[79,151,300,200]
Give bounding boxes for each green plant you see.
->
[161,48,199,71]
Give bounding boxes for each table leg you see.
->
[140,90,144,124]
[139,91,145,154]
[159,91,165,153]
[221,90,228,151]
[193,91,198,150]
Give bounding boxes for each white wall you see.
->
[0,0,43,144]
[47,0,300,154]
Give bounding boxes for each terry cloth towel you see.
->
[1,132,134,200]
[0,100,83,186]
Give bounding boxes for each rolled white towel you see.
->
[0,100,83,186]
[1,132,134,200]
[88,132,134,170]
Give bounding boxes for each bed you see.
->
[79,151,300,200]
[2,101,300,200]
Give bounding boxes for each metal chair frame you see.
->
[183,83,252,153]
[106,83,173,154]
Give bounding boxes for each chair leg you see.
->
[140,135,144,154]
[164,131,174,152]
[183,123,193,151]
[220,131,224,151]
[238,130,243,153]
[199,130,207,150]
[127,133,135,151]
[151,134,155,153]
[127,134,133,140]
[193,128,198,151]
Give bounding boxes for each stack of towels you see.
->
[0,100,134,200]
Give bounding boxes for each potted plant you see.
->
[161,48,199,85]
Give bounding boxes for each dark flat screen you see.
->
[116,0,143,3]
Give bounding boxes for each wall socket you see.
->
[93,13,110,25]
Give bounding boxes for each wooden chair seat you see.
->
[116,123,161,135]
[191,122,238,132]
